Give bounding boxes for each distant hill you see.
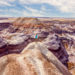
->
[0,17,8,20]
[13,17,45,28]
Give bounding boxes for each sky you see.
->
[0,0,75,17]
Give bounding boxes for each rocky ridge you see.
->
[0,42,71,75]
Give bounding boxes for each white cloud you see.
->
[41,6,46,11]
[0,8,22,17]
[0,1,11,6]
[25,6,39,13]
[0,0,15,6]
[24,6,45,17]
[0,14,12,17]
[0,9,19,13]
[23,11,43,17]
[0,7,44,17]
[19,0,75,13]
[0,0,75,17]
[2,0,15,2]
[0,9,4,12]
[9,9,21,13]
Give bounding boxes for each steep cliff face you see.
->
[0,42,71,75]
[60,35,75,70]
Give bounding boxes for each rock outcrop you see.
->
[0,32,29,56]
[41,18,75,71]
[0,42,71,75]
[42,34,69,66]
[0,22,12,31]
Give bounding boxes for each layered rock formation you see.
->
[0,28,69,67]
[0,17,75,74]
[42,34,69,66]
[0,32,30,56]
[13,18,45,30]
[0,42,71,75]
[41,18,75,71]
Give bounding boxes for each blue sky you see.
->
[0,0,75,17]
